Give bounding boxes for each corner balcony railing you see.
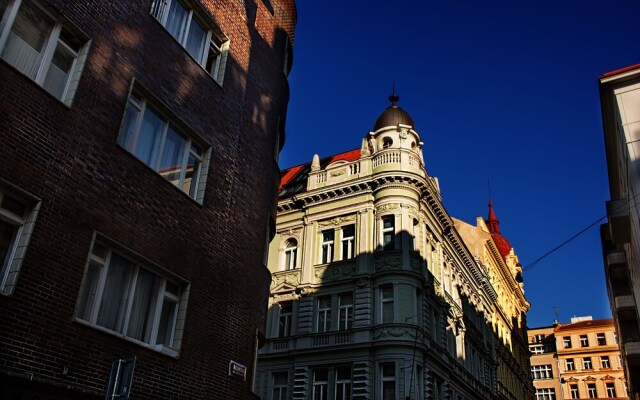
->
[311,331,354,347]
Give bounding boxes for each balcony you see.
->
[606,200,631,244]
[311,331,354,348]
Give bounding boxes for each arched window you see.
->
[382,137,393,149]
[284,238,297,270]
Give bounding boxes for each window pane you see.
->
[127,268,160,342]
[97,254,134,332]
[156,296,178,346]
[165,0,188,43]
[134,106,165,167]
[76,260,102,320]
[185,149,201,197]
[118,102,140,150]
[185,17,206,61]
[42,41,75,99]
[0,220,18,278]
[158,127,186,186]
[1,1,54,79]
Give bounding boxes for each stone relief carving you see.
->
[270,270,301,289]
[375,253,402,271]
[317,215,356,227]
[329,168,347,177]
[315,261,356,282]
[375,203,400,214]
[374,326,420,340]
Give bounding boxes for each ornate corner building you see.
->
[599,63,640,400]
[0,0,296,398]
[528,317,629,400]
[255,94,532,400]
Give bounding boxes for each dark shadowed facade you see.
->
[0,0,296,398]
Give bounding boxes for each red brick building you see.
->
[0,0,296,398]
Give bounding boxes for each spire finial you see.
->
[388,83,399,106]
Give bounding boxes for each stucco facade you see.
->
[255,94,529,400]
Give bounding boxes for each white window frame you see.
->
[118,88,209,202]
[75,239,188,356]
[379,362,396,400]
[579,334,589,347]
[587,383,596,398]
[600,355,610,368]
[0,0,89,104]
[337,292,353,331]
[0,185,40,296]
[150,0,229,84]
[583,357,592,370]
[320,229,334,264]
[531,364,553,380]
[312,369,328,400]
[277,301,292,338]
[283,238,298,270]
[340,224,355,260]
[569,384,579,399]
[605,382,616,398]
[563,336,572,348]
[334,366,352,400]
[380,284,394,324]
[271,371,288,400]
[381,215,395,250]
[535,388,556,400]
[530,345,544,354]
[566,358,575,371]
[597,332,606,345]
[317,295,331,333]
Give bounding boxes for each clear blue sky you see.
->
[279,1,640,328]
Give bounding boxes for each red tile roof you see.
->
[601,63,640,78]
[554,318,614,332]
[279,148,361,196]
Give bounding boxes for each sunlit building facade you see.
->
[599,63,640,400]
[454,212,533,400]
[528,325,562,400]
[0,0,296,398]
[256,94,507,399]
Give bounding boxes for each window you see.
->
[118,90,208,201]
[597,332,606,346]
[321,230,334,264]
[76,241,187,354]
[530,345,544,354]
[566,358,575,371]
[580,334,589,347]
[0,0,89,104]
[335,366,352,400]
[583,357,592,370]
[271,372,288,400]
[380,284,394,324]
[338,292,353,331]
[535,388,556,400]
[601,355,610,368]
[312,369,328,400]
[569,384,579,399]
[382,137,393,149]
[531,364,553,379]
[587,383,596,398]
[606,382,616,398]
[317,296,331,333]
[278,301,292,338]
[533,334,545,343]
[0,185,39,296]
[381,216,395,250]
[341,225,355,260]
[410,218,419,251]
[284,238,297,270]
[380,362,396,400]
[150,0,229,84]
[563,336,572,348]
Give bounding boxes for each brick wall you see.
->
[0,0,296,398]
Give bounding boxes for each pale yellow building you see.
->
[454,208,533,400]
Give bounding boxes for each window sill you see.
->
[74,318,180,358]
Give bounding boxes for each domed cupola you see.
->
[373,89,415,131]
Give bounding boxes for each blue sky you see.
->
[279,1,640,328]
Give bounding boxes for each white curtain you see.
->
[158,127,186,186]
[165,0,188,43]
[185,18,206,61]
[97,254,133,332]
[134,106,164,167]
[126,268,158,342]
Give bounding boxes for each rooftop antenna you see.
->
[553,306,560,325]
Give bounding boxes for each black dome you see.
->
[373,92,415,131]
